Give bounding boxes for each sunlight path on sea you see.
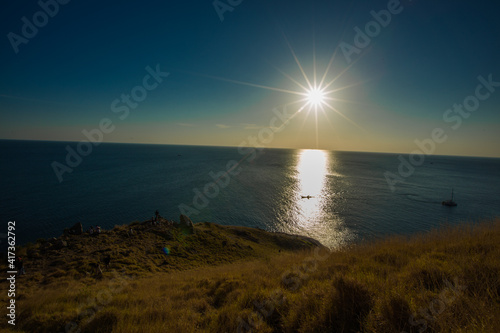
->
[292,149,353,249]
[296,149,329,222]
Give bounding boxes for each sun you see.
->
[199,33,366,148]
[306,87,326,107]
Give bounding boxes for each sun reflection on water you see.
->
[296,149,329,222]
[291,149,353,249]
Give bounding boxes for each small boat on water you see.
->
[442,189,457,207]
[301,195,314,199]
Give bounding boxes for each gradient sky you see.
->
[1,0,499,157]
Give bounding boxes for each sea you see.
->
[1,140,499,249]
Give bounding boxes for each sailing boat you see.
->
[442,188,457,206]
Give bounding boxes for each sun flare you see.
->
[202,33,366,148]
[306,87,326,107]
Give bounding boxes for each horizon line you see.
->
[1,138,499,159]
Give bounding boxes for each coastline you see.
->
[5,215,326,285]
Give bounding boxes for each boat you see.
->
[442,189,457,206]
[301,195,314,199]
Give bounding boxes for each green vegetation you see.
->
[3,218,500,332]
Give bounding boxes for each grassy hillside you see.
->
[2,218,500,332]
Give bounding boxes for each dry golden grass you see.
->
[3,218,500,332]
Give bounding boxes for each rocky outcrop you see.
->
[68,222,83,235]
[178,215,195,234]
[53,239,68,250]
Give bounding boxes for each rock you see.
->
[53,239,67,250]
[68,222,83,235]
[178,215,195,234]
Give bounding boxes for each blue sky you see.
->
[1,0,499,156]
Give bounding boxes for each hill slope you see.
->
[2,218,500,332]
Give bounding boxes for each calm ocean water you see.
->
[1,140,499,248]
